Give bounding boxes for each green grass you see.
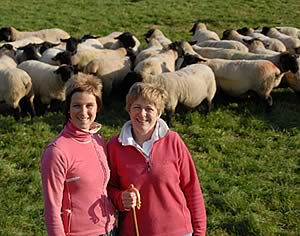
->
[1,0,300,235]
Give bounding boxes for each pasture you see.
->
[0,0,299,235]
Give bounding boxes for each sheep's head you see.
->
[0,27,13,42]
[279,52,299,74]
[115,32,135,49]
[55,65,74,82]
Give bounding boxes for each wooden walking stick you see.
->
[128,184,141,236]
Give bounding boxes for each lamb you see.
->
[180,53,285,111]
[143,29,172,47]
[0,67,35,119]
[196,39,249,52]
[276,26,300,39]
[261,27,300,54]
[237,27,287,52]
[124,62,216,126]
[84,56,132,101]
[192,45,299,74]
[17,60,74,114]
[0,26,70,44]
[190,22,220,42]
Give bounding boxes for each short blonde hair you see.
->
[64,73,103,122]
[126,82,168,115]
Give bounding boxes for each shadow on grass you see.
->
[212,88,300,130]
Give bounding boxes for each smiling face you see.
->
[129,97,161,143]
[69,91,98,131]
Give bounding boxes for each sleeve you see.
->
[176,133,207,236]
[107,138,126,212]
[40,144,68,236]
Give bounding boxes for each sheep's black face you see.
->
[0,27,12,42]
[52,51,72,65]
[116,32,136,49]
[144,29,155,43]
[57,65,74,82]
[279,52,299,74]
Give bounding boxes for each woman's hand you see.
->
[121,184,141,211]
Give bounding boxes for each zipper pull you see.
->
[147,162,151,173]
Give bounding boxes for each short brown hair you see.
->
[126,82,168,115]
[64,72,103,123]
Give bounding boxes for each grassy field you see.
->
[0,0,300,235]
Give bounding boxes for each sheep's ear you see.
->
[188,40,197,45]
[242,38,252,44]
[189,23,197,34]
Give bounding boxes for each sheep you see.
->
[261,27,300,54]
[0,36,44,50]
[0,26,70,44]
[0,68,35,119]
[281,57,300,96]
[196,39,249,52]
[123,61,216,126]
[275,26,300,39]
[221,29,253,45]
[242,38,278,55]
[15,44,42,64]
[0,44,17,69]
[190,22,220,42]
[192,45,299,74]
[237,27,287,52]
[81,32,139,53]
[17,60,74,114]
[84,56,132,101]
[133,42,184,79]
[53,46,129,72]
[143,29,172,47]
[180,53,285,111]
[81,32,122,48]
[109,32,140,55]
[39,47,65,65]
[134,38,163,66]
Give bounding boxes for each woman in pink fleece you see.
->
[108,82,207,236]
[41,73,117,236]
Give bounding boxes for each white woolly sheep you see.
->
[242,38,278,55]
[276,26,300,39]
[180,53,285,111]
[221,29,253,45]
[237,27,287,52]
[17,60,74,114]
[126,62,216,126]
[190,22,220,42]
[134,38,163,66]
[192,45,299,74]
[84,56,132,101]
[261,27,300,54]
[196,39,249,52]
[143,29,172,47]
[134,42,183,79]
[0,26,70,44]
[0,68,35,119]
[0,36,44,51]
[39,47,65,65]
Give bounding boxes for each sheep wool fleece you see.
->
[41,121,116,236]
[108,130,207,236]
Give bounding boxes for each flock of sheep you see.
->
[0,23,299,125]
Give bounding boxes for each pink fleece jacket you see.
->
[107,130,207,236]
[41,121,116,236]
